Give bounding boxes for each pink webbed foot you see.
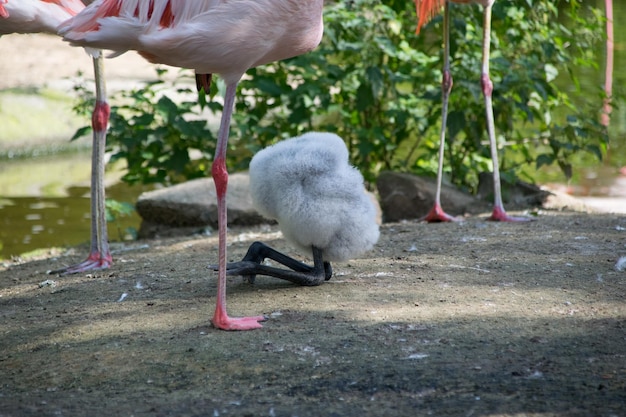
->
[48,251,113,276]
[212,307,267,331]
[487,205,533,222]
[419,203,460,223]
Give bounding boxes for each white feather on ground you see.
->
[249,132,380,263]
[615,256,626,272]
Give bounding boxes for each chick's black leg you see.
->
[218,241,332,286]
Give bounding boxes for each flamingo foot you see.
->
[419,203,460,223]
[212,307,267,331]
[487,205,533,222]
[48,251,112,276]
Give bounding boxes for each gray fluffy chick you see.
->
[224,132,380,286]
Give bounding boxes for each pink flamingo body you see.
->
[1,0,113,274]
[0,0,83,34]
[415,0,529,222]
[61,0,324,330]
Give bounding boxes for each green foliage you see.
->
[488,0,609,182]
[74,69,217,186]
[229,0,440,182]
[108,74,216,185]
[105,198,137,241]
[73,0,609,194]
[105,198,135,223]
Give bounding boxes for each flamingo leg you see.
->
[211,82,266,331]
[420,2,459,223]
[601,0,613,127]
[480,5,529,222]
[49,53,113,275]
[214,242,332,286]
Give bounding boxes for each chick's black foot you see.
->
[212,241,332,286]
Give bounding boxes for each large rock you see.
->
[476,172,596,212]
[136,173,266,238]
[376,171,486,222]
[135,170,596,237]
[136,172,383,239]
[477,172,552,206]
[377,171,596,223]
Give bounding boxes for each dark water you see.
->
[0,155,144,260]
[0,188,144,260]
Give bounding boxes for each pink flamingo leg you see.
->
[420,3,459,223]
[211,82,266,331]
[479,5,530,222]
[601,0,613,128]
[50,54,113,275]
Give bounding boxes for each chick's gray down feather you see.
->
[249,132,380,262]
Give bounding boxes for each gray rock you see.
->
[376,171,487,222]
[476,172,594,213]
[136,173,266,238]
[136,172,383,239]
[135,169,593,238]
[540,189,592,213]
[377,171,594,223]
[476,172,552,206]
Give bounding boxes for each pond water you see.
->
[0,153,145,260]
[0,2,624,261]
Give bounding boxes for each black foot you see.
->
[212,241,332,286]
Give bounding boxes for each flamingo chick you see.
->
[0,0,112,274]
[60,0,324,330]
[414,0,530,222]
[224,132,380,286]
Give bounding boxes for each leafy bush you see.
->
[74,69,217,185]
[73,0,609,194]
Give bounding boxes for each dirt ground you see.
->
[1,211,625,417]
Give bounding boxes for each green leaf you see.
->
[71,126,92,141]
[535,154,554,169]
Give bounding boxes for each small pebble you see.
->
[38,279,57,288]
